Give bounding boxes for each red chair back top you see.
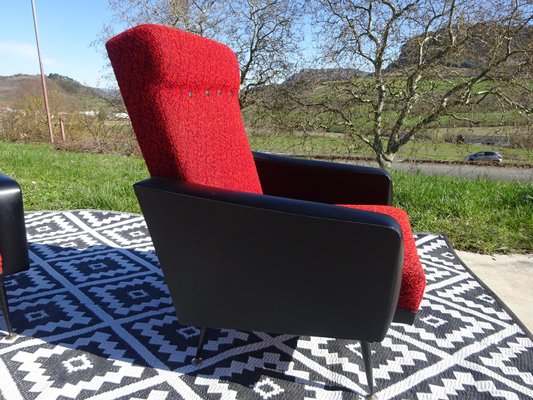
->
[106,24,262,194]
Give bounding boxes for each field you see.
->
[0,141,531,254]
[0,141,146,212]
[249,132,533,165]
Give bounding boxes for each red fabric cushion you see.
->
[0,254,2,275]
[106,24,262,194]
[339,204,426,313]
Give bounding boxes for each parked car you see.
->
[465,150,503,164]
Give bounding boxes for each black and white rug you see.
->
[0,210,532,399]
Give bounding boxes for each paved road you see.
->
[390,161,533,182]
[279,153,532,182]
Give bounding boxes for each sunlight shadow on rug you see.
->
[0,210,531,400]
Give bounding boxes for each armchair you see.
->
[0,174,30,339]
[106,24,425,397]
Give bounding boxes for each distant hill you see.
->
[47,73,103,97]
[388,24,533,73]
[0,74,110,111]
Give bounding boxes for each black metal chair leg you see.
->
[192,326,208,364]
[0,275,15,339]
[361,340,375,399]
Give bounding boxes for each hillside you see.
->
[0,74,109,111]
[389,24,533,73]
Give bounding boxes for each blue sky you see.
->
[0,2,320,89]
[0,1,117,88]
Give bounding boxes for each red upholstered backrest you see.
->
[106,24,262,194]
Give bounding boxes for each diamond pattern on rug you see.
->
[405,370,527,400]
[24,213,82,240]
[85,275,172,317]
[29,234,106,260]
[10,292,98,339]
[4,268,61,298]
[99,221,153,248]
[114,383,187,400]
[469,336,533,386]
[432,280,515,322]
[187,347,312,400]
[74,210,142,229]
[125,315,254,370]
[398,301,500,350]
[0,211,531,400]
[4,328,153,400]
[51,250,150,284]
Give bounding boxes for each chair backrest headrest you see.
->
[106,24,262,194]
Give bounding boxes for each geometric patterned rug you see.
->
[0,210,532,399]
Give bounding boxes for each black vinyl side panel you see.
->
[135,178,403,342]
[0,174,29,275]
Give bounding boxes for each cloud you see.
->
[0,41,36,59]
[0,41,60,66]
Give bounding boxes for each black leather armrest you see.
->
[253,151,393,205]
[0,174,29,275]
[134,177,403,342]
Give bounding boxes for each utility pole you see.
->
[31,0,54,143]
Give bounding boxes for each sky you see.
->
[0,1,118,88]
[0,2,320,89]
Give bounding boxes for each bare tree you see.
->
[100,0,304,108]
[104,0,224,36]
[226,0,304,108]
[310,0,533,168]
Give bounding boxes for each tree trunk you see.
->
[376,151,395,170]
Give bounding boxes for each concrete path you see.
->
[456,251,533,333]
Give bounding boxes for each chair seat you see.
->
[339,204,426,313]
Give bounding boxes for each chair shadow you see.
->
[0,242,363,397]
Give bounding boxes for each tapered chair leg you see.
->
[192,327,208,364]
[360,341,375,399]
[0,275,14,339]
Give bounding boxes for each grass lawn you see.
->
[393,173,533,253]
[0,141,147,213]
[0,140,531,253]
[249,134,533,164]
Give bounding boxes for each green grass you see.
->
[0,141,147,213]
[249,134,356,155]
[0,140,531,253]
[249,134,533,164]
[393,172,533,253]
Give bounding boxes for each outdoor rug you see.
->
[0,210,532,400]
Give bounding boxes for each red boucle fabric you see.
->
[340,204,426,313]
[106,24,262,194]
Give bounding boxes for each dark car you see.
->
[465,151,503,164]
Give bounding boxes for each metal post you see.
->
[31,0,54,143]
[59,118,65,141]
